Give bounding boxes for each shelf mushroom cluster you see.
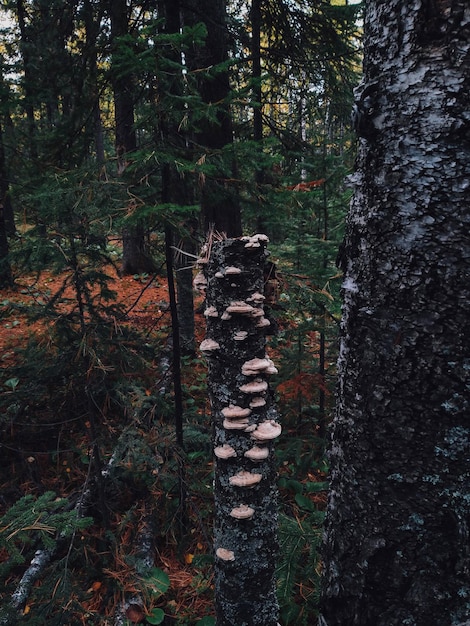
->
[201,235,281,565]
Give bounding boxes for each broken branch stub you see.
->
[201,236,280,626]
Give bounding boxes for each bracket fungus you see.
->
[222,405,252,420]
[244,445,270,462]
[243,233,270,249]
[241,357,278,376]
[249,396,267,408]
[204,305,219,318]
[225,266,242,276]
[199,338,220,355]
[246,292,265,304]
[214,444,237,460]
[223,418,250,430]
[230,504,255,520]
[193,272,207,292]
[216,547,235,562]
[225,301,256,316]
[239,379,268,394]
[251,420,282,441]
[256,317,271,329]
[229,470,263,487]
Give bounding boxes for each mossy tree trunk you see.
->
[320,2,470,625]
[201,235,280,626]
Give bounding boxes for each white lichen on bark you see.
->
[320,2,470,625]
[202,237,280,626]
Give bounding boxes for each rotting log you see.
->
[198,234,280,626]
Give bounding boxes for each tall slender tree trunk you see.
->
[251,0,262,147]
[16,0,38,161]
[109,0,155,275]
[251,0,268,234]
[82,0,105,165]
[0,118,12,286]
[320,2,470,625]
[160,0,196,355]
[0,62,15,239]
[186,0,242,237]
[201,234,280,625]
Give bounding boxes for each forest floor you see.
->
[0,267,328,624]
[0,269,180,365]
[0,269,217,623]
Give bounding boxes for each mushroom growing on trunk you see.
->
[200,236,280,626]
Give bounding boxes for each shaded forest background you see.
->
[0,0,362,623]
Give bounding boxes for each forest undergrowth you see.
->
[0,253,334,625]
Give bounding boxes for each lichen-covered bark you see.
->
[320,2,470,625]
[200,235,280,626]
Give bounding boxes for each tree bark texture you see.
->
[109,0,155,276]
[320,3,470,625]
[185,0,242,238]
[0,122,12,287]
[200,235,280,626]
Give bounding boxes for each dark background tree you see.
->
[186,0,242,237]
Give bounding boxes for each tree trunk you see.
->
[0,121,12,287]
[16,0,38,161]
[320,2,470,625]
[251,0,262,146]
[109,0,155,275]
[82,0,106,165]
[159,0,196,355]
[121,224,157,276]
[186,0,242,237]
[201,234,280,626]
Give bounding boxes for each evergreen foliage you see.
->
[0,491,92,580]
[0,0,362,621]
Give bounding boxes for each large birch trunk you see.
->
[320,2,470,625]
[200,235,280,626]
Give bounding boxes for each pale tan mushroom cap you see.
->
[230,504,255,519]
[242,357,277,376]
[229,470,263,487]
[222,405,252,419]
[214,444,237,459]
[193,272,207,291]
[226,301,255,315]
[246,292,265,303]
[239,379,268,394]
[225,266,243,275]
[216,547,235,561]
[223,418,250,430]
[249,396,267,408]
[251,420,282,441]
[244,445,270,461]
[200,338,220,352]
